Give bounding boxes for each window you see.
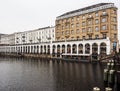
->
[71,30,74,34]
[113,25,117,30]
[88,27,91,32]
[77,36,79,39]
[102,10,106,15]
[88,20,92,25]
[102,17,106,22]
[82,36,85,39]
[95,26,99,32]
[62,31,64,35]
[76,29,80,34]
[82,22,85,26]
[66,30,69,35]
[62,20,64,24]
[114,34,117,39]
[82,28,85,33]
[95,19,99,24]
[88,35,92,39]
[82,15,85,19]
[66,25,69,29]
[88,14,92,18]
[102,25,106,30]
[95,12,98,17]
[113,17,117,22]
[22,40,25,42]
[66,18,69,22]
[95,35,99,39]
[71,24,74,28]
[102,34,106,39]
[76,16,79,21]
[57,32,59,35]
[22,36,25,38]
[71,18,74,22]
[112,9,117,14]
[71,37,74,40]
[62,26,64,30]
[76,23,79,27]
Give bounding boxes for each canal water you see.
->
[0,57,107,91]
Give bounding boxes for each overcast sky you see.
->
[0,0,119,39]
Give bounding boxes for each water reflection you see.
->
[0,57,106,91]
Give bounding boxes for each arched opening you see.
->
[72,44,77,54]
[78,44,83,54]
[47,45,50,54]
[100,42,106,54]
[92,43,98,61]
[62,45,65,53]
[92,43,98,54]
[52,45,56,56]
[37,46,39,54]
[26,46,27,53]
[21,47,22,53]
[44,45,46,54]
[34,46,36,54]
[28,46,30,53]
[31,46,33,53]
[57,45,60,57]
[41,46,43,54]
[67,44,71,53]
[85,43,90,54]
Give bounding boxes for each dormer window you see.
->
[95,12,98,17]
[82,15,85,19]
[102,10,106,15]
[88,14,92,18]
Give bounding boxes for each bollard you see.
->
[107,63,111,70]
[93,87,100,91]
[105,87,112,91]
[104,69,108,82]
[108,70,115,84]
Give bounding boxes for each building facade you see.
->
[0,3,119,61]
[55,3,118,53]
[0,33,15,45]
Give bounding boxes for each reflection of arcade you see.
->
[113,42,117,51]
[92,52,98,61]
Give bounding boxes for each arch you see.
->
[85,43,90,54]
[100,42,106,54]
[34,46,36,53]
[26,46,27,53]
[44,45,46,54]
[78,44,83,54]
[28,46,30,53]
[47,45,50,54]
[41,46,43,54]
[67,44,71,53]
[57,45,60,57]
[92,43,98,54]
[72,44,77,54]
[62,45,65,53]
[37,45,39,54]
[52,45,56,54]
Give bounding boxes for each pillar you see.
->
[98,44,100,55]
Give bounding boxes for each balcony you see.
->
[65,34,70,37]
[100,30,108,33]
[100,12,108,17]
[87,30,93,35]
[87,16,93,20]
